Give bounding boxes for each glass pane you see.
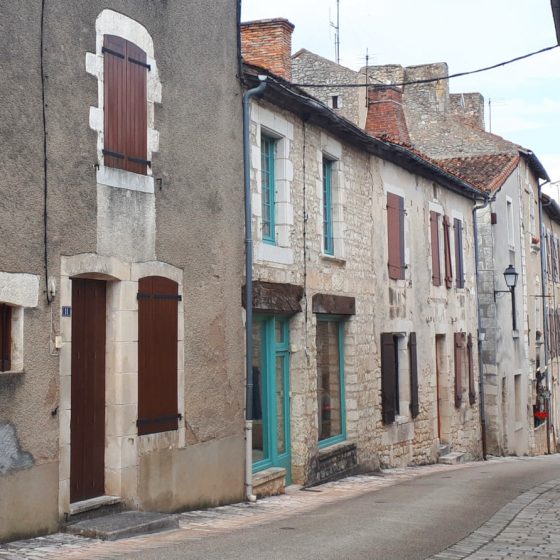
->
[276,355,286,455]
[252,322,266,462]
[275,319,285,345]
[317,321,342,441]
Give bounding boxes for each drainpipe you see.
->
[243,75,267,502]
[473,195,492,460]
[538,180,551,453]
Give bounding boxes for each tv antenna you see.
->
[329,0,340,64]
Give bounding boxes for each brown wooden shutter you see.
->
[408,332,419,417]
[103,35,149,175]
[443,215,453,288]
[387,193,405,280]
[138,276,180,435]
[454,332,465,408]
[430,212,441,286]
[467,333,476,405]
[454,218,464,288]
[0,304,11,372]
[381,333,397,424]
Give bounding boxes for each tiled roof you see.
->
[438,153,520,193]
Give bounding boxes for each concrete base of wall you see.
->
[253,467,286,498]
[138,434,244,512]
[0,462,59,543]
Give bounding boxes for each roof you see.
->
[438,153,521,193]
[542,192,560,225]
[243,63,486,201]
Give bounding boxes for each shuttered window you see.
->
[103,35,149,175]
[261,135,276,244]
[138,276,180,435]
[443,215,453,289]
[381,333,398,424]
[454,332,466,408]
[467,333,476,405]
[0,304,12,372]
[387,193,405,280]
[454,218,464,288]
[430,211,441,286]
[408,332,419,418]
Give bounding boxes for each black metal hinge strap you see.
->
[137,293,182,301]
[102,46,125,59]
[128,57,151,70]
[102,149,125,159]
[137,413,183,426]
[128,156,152,167]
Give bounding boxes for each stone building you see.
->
[269,33,552,460]
[242,19,485,495]
[1,1,245,542]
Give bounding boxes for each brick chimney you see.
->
[241,18,295,80]
[365,86,410,144]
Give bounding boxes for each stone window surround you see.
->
[0,272,40,375]
[451,209,466,291]
[86,9,161,195]
[317,132,345,261]
[58,254,184,514]
[251,103,294,266]
[506,195,515,251]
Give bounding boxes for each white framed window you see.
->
[506,196,515,250]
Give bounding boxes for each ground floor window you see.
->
[0,303,12,372]
[317,317,346,447]
[252,315,291,478]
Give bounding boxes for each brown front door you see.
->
[70,279,106,503]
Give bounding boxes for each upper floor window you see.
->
[103,35,150,175]
[261,134,277,244]
[387,192,405,280]
[506,197,515,249]
[454,218,464,289]
[430,211,441,286]
[322,158,335,256]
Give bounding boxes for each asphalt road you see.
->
[122,455,560,560]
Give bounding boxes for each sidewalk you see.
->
[0,456,555,560]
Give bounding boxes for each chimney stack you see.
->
[365,86,410,144]
[241,18,295,81]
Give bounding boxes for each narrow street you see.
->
[2,455,560,559]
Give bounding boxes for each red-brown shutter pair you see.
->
[103,35,149,175]
[443,215,453,288]
[430,211,441,286]
[387,193,405,280]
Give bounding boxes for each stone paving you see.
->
[0,456,557,560]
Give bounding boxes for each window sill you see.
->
[320,253,346,266]
[0,370,24,377]
[255,242,294,265]
[318,433,347,450]
[318,438,355,457]
[97,166,154,194]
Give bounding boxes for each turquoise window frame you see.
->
[317,315,347,449]
[252,315,291,483]
[261,135,277,245]
[322,158,334,255]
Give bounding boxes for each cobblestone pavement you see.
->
[0,456,556,560]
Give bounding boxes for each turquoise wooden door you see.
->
[252,315,291,483]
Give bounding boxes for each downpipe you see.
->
[243,75,267,502]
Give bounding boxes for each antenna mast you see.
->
[330,0,340,64]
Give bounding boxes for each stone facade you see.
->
[1,1,244,543]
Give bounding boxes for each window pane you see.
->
[261,136,276,242]
[323,159,334,255]
[317,321,342,441]
[252,322,266,462]
[276,355,286,455]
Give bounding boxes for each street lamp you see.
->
[494,264,519,332]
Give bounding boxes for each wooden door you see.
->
[70,279,106,503]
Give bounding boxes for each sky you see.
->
[242,0,560,195]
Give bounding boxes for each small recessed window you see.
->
[0,303,12,372]
[331,95,339,109]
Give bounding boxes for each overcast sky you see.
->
[242,0,560,194]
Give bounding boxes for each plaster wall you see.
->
[1,0,244,541]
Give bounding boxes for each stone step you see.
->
[67,496,126,524]
[64,511,179,541]
[438,452,466,465]
[438,444,450,456]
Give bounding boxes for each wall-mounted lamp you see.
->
[494,264,519,331]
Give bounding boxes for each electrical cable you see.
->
[289,44,560,89]
[40,0,52,305]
